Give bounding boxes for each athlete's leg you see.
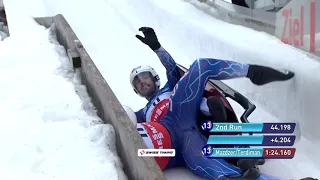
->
[206,96,227,122]
[166,58,249,126]
[183,130,242,179]
[136,122,183,170]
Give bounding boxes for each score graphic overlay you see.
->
[201,121,295,133]
[206,135,295,146]
[202,145,295,159]
[201,122,297,159]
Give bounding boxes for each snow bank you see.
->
[0,17,126,180]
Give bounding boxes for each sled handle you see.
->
[241,103,256,123]
[233,92,256,123]
[227,92,256,135]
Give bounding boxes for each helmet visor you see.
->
[132,71,156,97]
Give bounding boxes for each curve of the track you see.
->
[8,0,318,178]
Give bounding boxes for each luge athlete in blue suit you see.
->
[134,27,298,179]
[130,27,217,123]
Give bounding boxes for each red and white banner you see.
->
[275,0,319,54]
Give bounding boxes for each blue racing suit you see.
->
[137,58,282,179]
[134,46,180,123]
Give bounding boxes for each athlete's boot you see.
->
[247,64,294,85]
[207,96,227,122]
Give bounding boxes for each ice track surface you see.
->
[3,0,320,179]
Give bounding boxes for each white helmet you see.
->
[130,65,160,97]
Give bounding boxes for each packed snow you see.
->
[2,0,320,179]
[0,13,126,180]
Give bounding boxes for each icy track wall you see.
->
[189,0,320,57]
[34,14,164,180]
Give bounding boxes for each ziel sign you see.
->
[275,0,318,54]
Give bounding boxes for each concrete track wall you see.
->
[34,14,164,180]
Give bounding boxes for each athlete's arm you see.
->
[135,109,146,123]
[154,46,180,89]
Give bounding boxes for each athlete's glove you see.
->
[136,27,161,51]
